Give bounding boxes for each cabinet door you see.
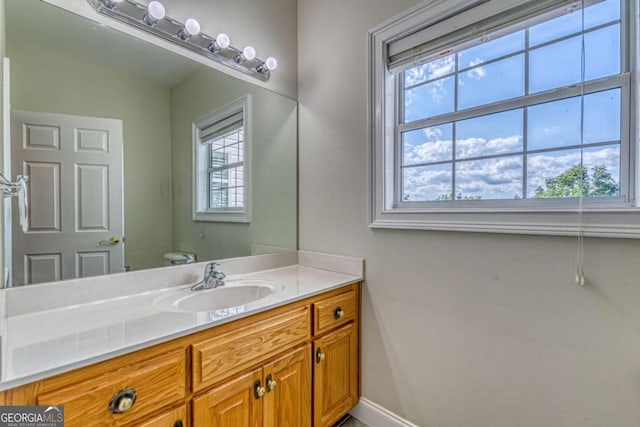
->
[313,323,359,427]
[192,368,262,427]
[263,344,311,427]
[136,404,188,427]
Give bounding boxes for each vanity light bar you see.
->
[87,0,277,81]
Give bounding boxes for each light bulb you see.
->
[208,33,230,53]
[264,57,278,71]
[184,18,200,36]
[242,46,256,61]
[257,57,278,74]
[216,33,230,49]
[147,1,165,20]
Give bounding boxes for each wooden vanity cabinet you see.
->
[0,281,361,427]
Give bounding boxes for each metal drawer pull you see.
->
[109,387,137,414]
[266,374,277,391]
[334,306,345,320]
[316,348,326,363]
[254,380,266,399]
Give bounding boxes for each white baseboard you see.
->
[349,398,419,427]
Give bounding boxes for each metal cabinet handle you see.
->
[109,387,137,414]
[334,306,345,320]
[254,380,266,399]
[316,348,326,363]
[173,421,183,427]
[266,374,277,392]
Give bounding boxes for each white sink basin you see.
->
[154,279,283,313]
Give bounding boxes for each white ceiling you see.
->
[6,0,202,88]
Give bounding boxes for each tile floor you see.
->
[333,415,368,427]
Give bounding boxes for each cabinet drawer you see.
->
[192,306,310,392]
[313,290,356,336]
[137,404,188,427]
[36,349,186,426]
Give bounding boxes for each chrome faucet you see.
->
[190,262,226,291]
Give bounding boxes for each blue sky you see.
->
[401,0,622,201]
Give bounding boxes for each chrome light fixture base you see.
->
[87,0,273,81]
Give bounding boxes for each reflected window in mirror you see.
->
[193,96,251,223]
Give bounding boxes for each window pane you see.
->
[404,76,455,122]
[584,24,620,81]
[210,189,229,208]
[455,156,523,200]
[528,149,583,198]
[530,24,620,93]
[457,54,525,110]
[528,97,581,150]
[583,0,621,29]
[529,36,582,93]
[528,146,620,198]
[404,54,455,87]
[403,164,452,201]
[403,124,452,166]
[456,109,523,159]
[529,0,620,47]
[583,144,620,196]
[458,30,524,70]
[584,89,620,143]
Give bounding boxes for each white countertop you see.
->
[0,252,363,391]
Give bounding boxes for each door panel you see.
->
[192,368,262,427]
[25,161,60,231]
[25,253,61,284]
[263,344,311,427]
[11,110,123,285]
[75,163,109,231]
[313,323,359,427]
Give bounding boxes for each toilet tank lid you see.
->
[163,252,195,261]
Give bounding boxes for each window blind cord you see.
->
[575,0,586,287]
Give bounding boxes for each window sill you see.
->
[193,211,250,223]
[369,209,640,238]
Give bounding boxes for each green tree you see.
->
[534,164,618,198]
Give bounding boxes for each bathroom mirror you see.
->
[2,0,297,286]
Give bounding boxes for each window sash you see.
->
[205,130,245,210]
[394,76,631,208]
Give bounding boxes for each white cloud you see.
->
[405,55,455,86]
[403,131,620,201]
[456,135,522,158]
[466,59,487,80]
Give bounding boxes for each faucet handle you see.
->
[206,261,220,272]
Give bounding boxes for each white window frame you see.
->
[368,0,640,238]
[192,95,251,223]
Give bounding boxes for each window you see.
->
[369,0,640,237]
[193,96,251,222]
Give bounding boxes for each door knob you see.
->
[99,236,122,246]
